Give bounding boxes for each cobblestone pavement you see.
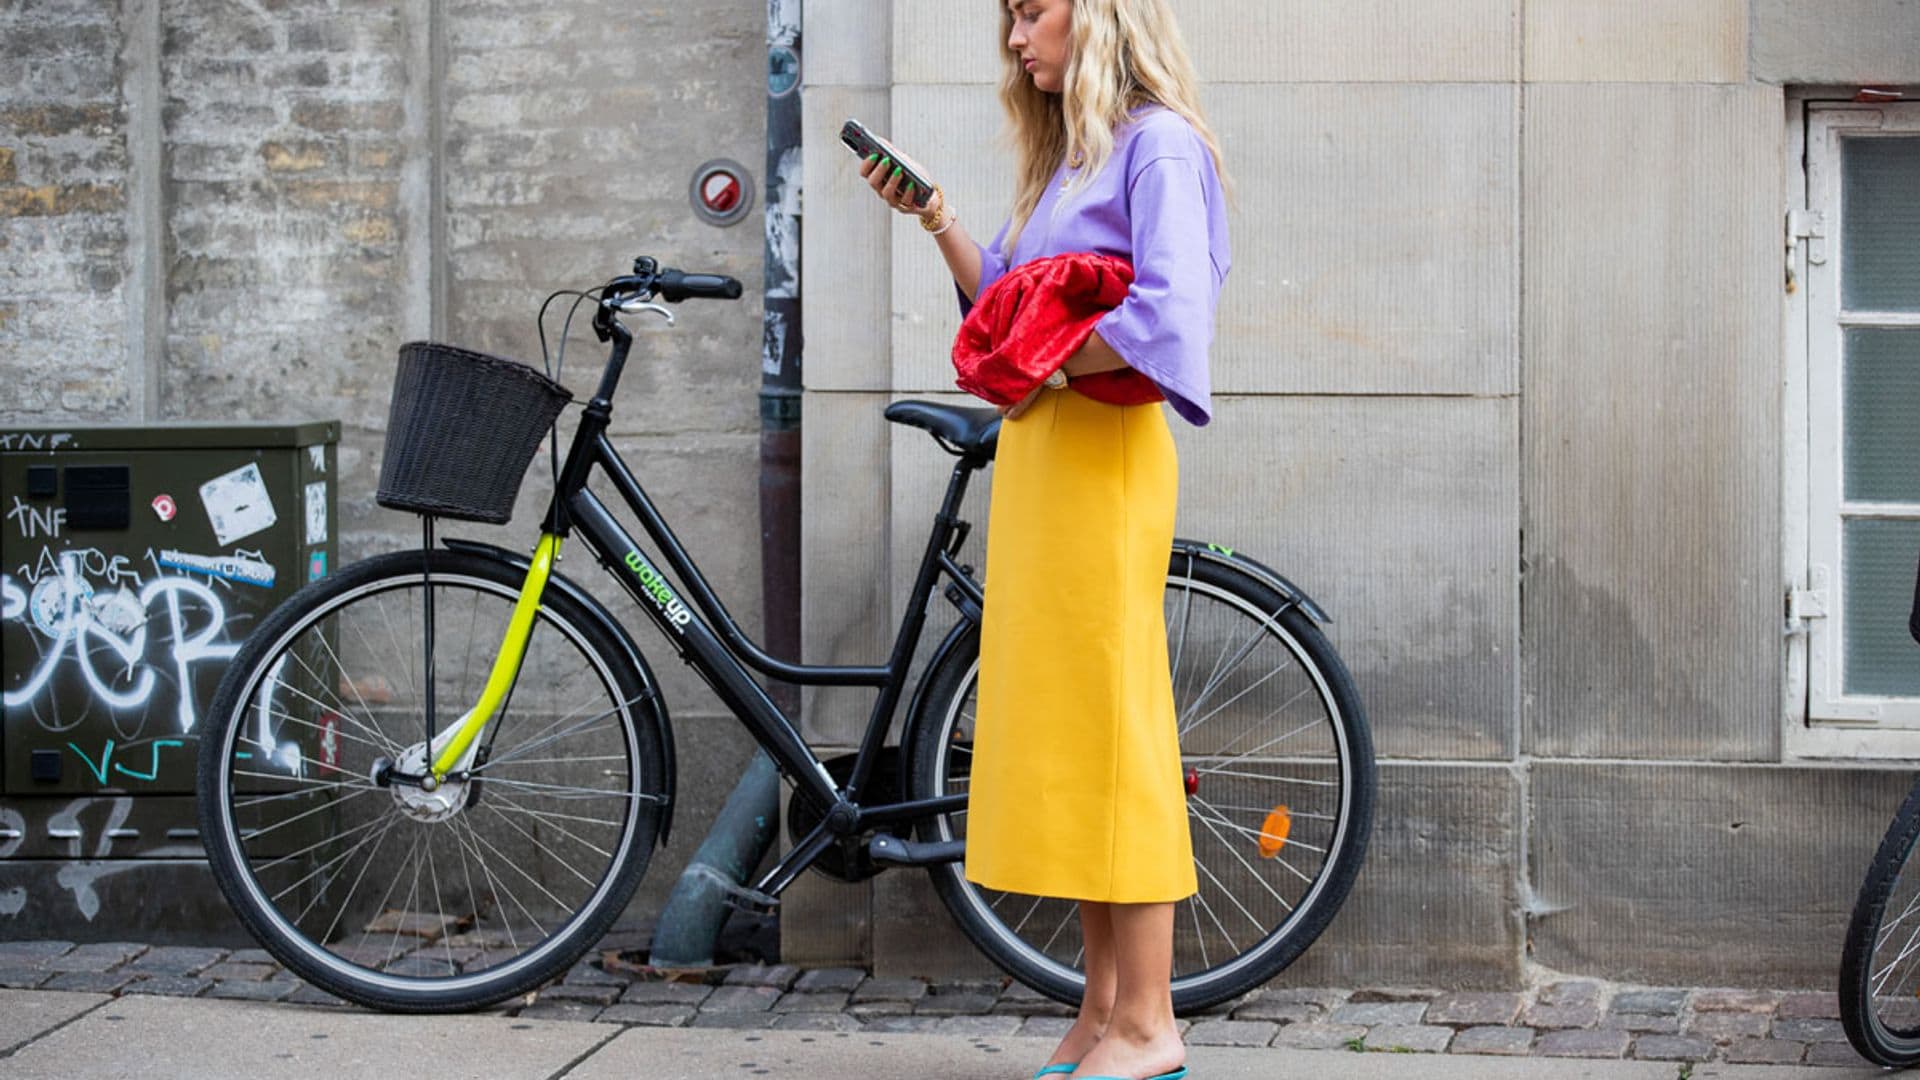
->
[0,938,1870,1070]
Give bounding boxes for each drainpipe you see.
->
[648,0,802,968]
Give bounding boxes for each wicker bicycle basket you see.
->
[375,341,573,524]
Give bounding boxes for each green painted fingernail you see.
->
[891,165,902,177]
[905,182,915,195]
[867,153,877,161]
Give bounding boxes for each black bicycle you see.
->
[1838,552,1920,1066]
[195,256,1376,1013]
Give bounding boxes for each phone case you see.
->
[841,119,934,209]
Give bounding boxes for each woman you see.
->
[859,2,1228,1078]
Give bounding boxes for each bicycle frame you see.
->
[429,307,980,902]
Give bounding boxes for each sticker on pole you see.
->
[151,494,177,522]
[690,159,755,227]
[768,47,800,98]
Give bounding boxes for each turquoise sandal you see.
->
[1075,1070,1188,1080]
[1032,1066,1078,1078]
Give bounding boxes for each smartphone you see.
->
[841,118,935,209]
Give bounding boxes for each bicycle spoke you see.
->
[302,626,406,756]
[1204,689,1322,760]
[1189,764,1339,787]
[488,796,617,861]
[310,814,401,941]
[1190,795,1328,857]
[484,804,603,892]
[1190,809,1289,933]
[1185,890,1211,970]
[1179,610,1270,728]
[1178,654,1293,740]
[1185,864,1239,957]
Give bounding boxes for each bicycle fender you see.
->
[443,538,679,846]
[1171,537,1333,625]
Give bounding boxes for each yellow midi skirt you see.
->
[963,387,1199,903]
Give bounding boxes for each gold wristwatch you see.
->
[1044,369,1068,390]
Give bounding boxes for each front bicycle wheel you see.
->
[905,553,1375,1014]
[197,549,666,1012]
[1840,778,1920,1066]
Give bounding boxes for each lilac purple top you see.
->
[961,104,1230,427]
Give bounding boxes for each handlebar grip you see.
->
[655,270,744,302]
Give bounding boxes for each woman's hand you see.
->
[998,384,1045,420]
[859,147,938,218]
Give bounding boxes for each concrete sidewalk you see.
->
[0,989,1887,1080]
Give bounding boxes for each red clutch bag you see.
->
[952,252,1165,407]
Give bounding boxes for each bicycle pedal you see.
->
[868,834,964,867]
[723,886,781,916]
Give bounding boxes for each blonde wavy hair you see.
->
[998,0,1229,254]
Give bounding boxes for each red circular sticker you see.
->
[702,172,742,213]
[151,494,177,522]
[689,159,754,227]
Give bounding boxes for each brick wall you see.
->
[0,1,135,418]
[1,1,776,929]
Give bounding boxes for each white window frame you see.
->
[1786,96,1920,760]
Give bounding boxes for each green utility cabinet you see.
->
[0,422,337,939]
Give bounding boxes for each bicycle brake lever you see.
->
[613,299,675,326]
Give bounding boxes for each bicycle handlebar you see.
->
[653,269,743,302]
[607,256,742,305]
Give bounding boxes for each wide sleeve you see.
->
[1092,154,1221,426]
[957,218,1013,319]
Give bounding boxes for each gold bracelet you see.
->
[920,187,955,234]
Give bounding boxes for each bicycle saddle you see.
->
[884,400,1001,460]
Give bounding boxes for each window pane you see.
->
[1844,518,1920,697]
[1844,328,1920,502]
[1842,136,1920,313]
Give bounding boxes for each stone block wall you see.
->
[0,0,773,930]
[788,0,1920,990]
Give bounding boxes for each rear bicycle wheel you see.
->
[905,553,1375,1014]
[196,549,666,1012]
[1840,777,1920,1066]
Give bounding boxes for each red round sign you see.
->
[702,172,742,213]
[689,159,754,227]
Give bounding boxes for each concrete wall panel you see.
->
[1179,396,1517,761]
[805,0,891,88]
[1283,764,1522,988]
[888,85,1010,393]
[1751,0,1920,84]
[893,0,1520,85]
[803,86,893,392]
[1531,763,1910,987]
[1522,84,1783,760]
[1526,0,1748,82]
[802,392,896,747]
[1208,84,1518,396]
[885,84,1518,398]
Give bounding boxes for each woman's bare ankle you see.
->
[1045,1014,1108,1067]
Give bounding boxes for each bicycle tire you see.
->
[904,554,1375,1014]
[196,548,667,1012]
[1840,777,1920,1066]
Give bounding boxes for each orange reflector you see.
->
[1257,806,1292,858]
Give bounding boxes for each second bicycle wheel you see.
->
[197,548,667,1012]
[905,551,1375,1013]
[1840,778,1920,1066]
